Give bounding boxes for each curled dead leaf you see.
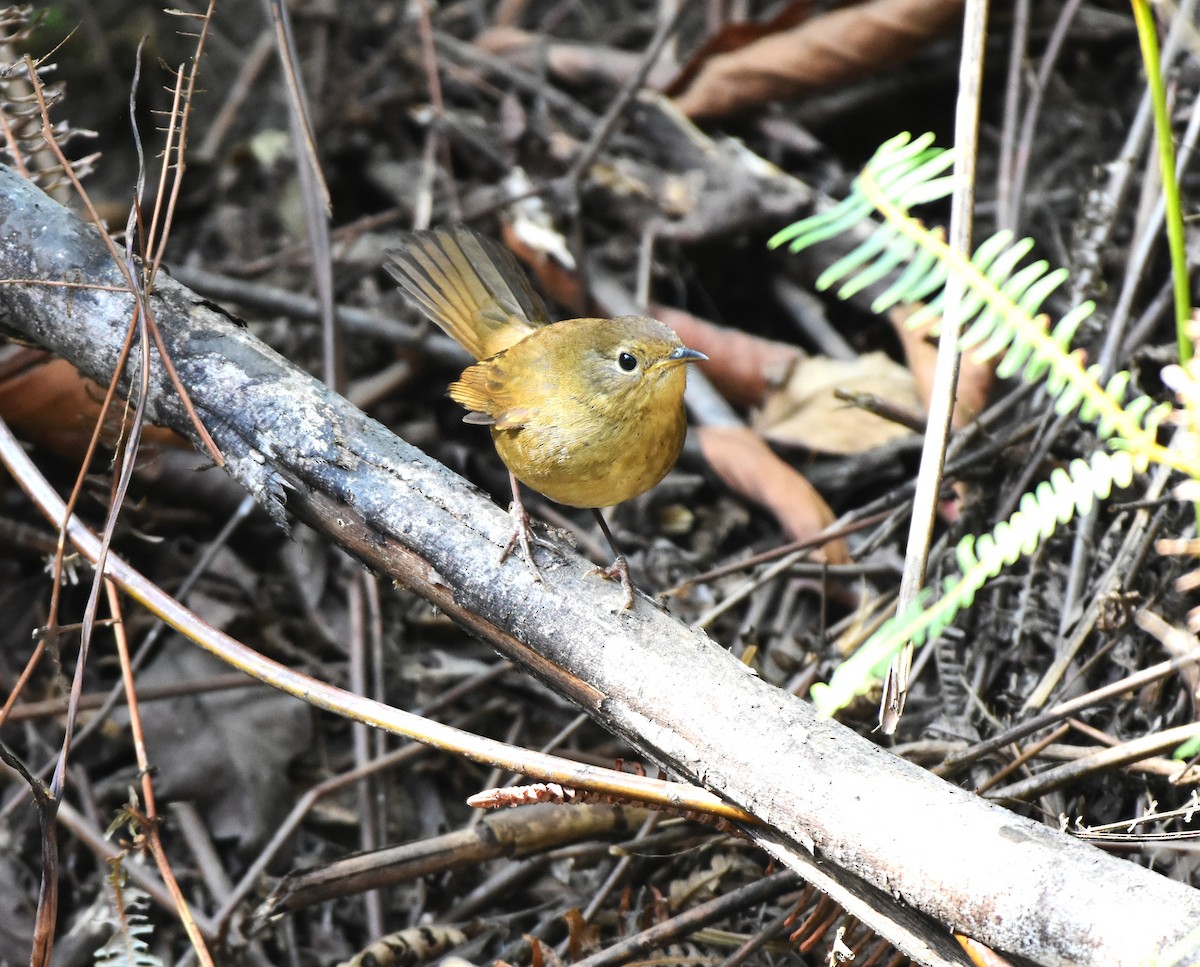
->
[697,424,849,563]
[672,0,965,119]
[664,1,814,99]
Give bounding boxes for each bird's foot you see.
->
[588,555,635,610]
[499,502,557,580]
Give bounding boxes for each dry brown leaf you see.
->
[672,0,965,119]
[696,424,849,563]
[0,351,186,458]
[651,304,800,409]
[755,351,919,454]
[663,1,813,99]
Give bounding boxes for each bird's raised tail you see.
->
[385,226,551,360]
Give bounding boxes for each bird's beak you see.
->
[667,346,708,364]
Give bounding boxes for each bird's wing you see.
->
[449,356,535,431]
[385,226,551,361]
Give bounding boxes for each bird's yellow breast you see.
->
[492,364,688,508]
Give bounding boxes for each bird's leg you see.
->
[499,471,556,579]
[588,508,635,610]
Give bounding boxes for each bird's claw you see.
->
[588,555,635,610]
[499,502,557,580]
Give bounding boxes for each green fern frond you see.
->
[769,131,1197,717]
[769,132,1198,480]
[810,449,1139,715]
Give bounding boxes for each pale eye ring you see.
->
[618,351,638,372]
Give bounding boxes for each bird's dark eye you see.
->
[618,352,638,372]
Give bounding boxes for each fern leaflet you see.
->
[809,450,1138,715]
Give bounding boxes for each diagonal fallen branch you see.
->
[2,166,1199,966]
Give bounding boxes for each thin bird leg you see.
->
[499,471,556,578]
[589,508,635,610]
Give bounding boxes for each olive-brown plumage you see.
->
[385,227,705,605]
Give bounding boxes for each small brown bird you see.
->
[385,227,706,607]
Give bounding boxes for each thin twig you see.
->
[105,580,216,966]
[264,0,342,388]
[884,0,989,732]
